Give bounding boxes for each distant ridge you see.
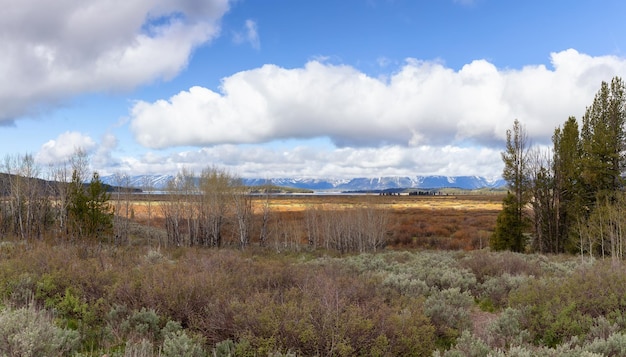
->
[100,174,506,191]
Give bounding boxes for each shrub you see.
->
[342,251,478,294]
[486,307,531,349]
[424,287,474,347]
[510,262,626,347]
[161,325,205,357]
[460,250,542,283]
[584,332,626,356]
[0,304,81,356]
[433,330,490,357]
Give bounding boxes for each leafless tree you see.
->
[112,172,132,245]
[258,185,273,247]
[141,175,155,245]
[198,166,231,247]
[231,180,252,249]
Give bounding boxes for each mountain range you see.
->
[99,175,506,192]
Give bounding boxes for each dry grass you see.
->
[128,194,502,217]
[124,194,502,251]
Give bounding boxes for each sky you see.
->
[2,0,626,180]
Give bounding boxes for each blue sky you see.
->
[2,0,626,179]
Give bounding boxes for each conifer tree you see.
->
[580,77,626,207]
[492,119,531,252]
[68,171,112,239]
[552,117,582,253]
[491,192,527,252]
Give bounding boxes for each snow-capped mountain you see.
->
[100,174,506,191]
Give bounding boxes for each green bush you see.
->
[0,304,81,356]
[433,330,490,357]
[584,332,626,356]
[161,326,205,357]
[424,287,474,347]
[486,307,530,349]
[510,263,626,347]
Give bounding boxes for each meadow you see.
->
[2,193,626,356]
[127,193,502,251]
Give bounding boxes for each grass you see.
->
[125,193,502,251]
[14,193,622,356]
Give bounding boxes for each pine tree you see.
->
[552,117,582,253]
[580,77,626,207]
[491,192,527,252]
[68,171,112,239]
[492,119,531,252]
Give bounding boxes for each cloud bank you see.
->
[0,0,231,123]
[112,142,504,179]
[130,49,626,150]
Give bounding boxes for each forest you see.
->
[0,77,625,356]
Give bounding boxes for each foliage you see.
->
[0,215,626,355]
[68,170,113,239]
[580,77,626,205]
[550,116,583,253]
[491,192,529,252]
[424,287,474,347]
[494,118,531,252]
[0,303,81,356]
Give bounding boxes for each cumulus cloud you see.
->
[111,141,504,179]
[0,0,231,122]
[130,49,626,151]
[35,131,97,165]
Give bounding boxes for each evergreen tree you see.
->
[491,192,527,252]
[68,171,112,239]
[552,117,583,253]
[580,77,626,207]
[576,77,626,258]
[492,119,530,252]
[529,153,556,253]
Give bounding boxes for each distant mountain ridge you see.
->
[100,174,506,191]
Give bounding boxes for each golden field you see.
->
[124,193,504,251]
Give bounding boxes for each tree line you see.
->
[0,150,112,241]
[0,154,390,253]
[492,76,626,262]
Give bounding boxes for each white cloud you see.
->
[92,133,119,170]
[130,49,626,150]
[233,19,260,49]
[0,0,231,122]
[35,131,97,165]
[108,141,503,179]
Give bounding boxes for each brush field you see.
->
[126,193,503,251]
[4,193,626,356]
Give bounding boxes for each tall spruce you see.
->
[577,77,626,259]
[580,77,626,207]
[492,119,531,252]
[552,117,582,253]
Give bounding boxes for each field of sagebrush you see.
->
[2,194,626,356]
[1,240,626,356]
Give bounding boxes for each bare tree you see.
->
[231,180,252,249]
[141,175,155,245]
[112,172,132,245]
[304,198,388,253]
[49,161,72,238]
[257,184,273,247]
[162,176,184,247]
[199,166,231,247]
[0,153,51,240]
